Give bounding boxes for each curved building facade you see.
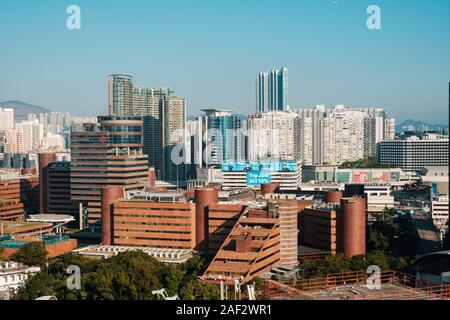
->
[339,197,366,258]
[324,191,343,204]
[194,188,219,252]
[101,186,124,245]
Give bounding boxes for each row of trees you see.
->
[299,251,392,279]
[368,208,421,270]
[10,245,219,300]
[339,157,397,169]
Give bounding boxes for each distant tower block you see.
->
[38,153,56,213]
[101,186,124,245]
[194,188,219,253]
[324,191,343,204]
[261,183,280,196]
[339,197,366,258]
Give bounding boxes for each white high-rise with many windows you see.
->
[248,111,300,161]
[246,105,395,165]
[0,108,14,131]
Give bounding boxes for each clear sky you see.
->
[0,0,449,123]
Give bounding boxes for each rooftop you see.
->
[72,245,194,264]
[28,214,75,224]
[265,271,450,300]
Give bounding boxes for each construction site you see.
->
[262,270,450,300]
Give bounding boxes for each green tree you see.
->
[16,251,220,301]
[349,255,367,271]
[163,265,184,296]
[14,272,55,300]
[389,256,409,271]
[366,251,389,271]
[10,242,48,267]
[180,280,220,300]
[182,255,208,277]
[301,254,351,278]
[368,227,390,253]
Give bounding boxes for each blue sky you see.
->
[0,0,449,123]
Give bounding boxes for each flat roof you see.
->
[72,245,194,263]
[275,284,436,300]
[27,214,75,223]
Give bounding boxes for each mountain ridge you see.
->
[0,100,51,121]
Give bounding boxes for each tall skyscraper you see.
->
[256,67,288,113]
[191,109,246,167]
[248,111,300,161]
[133,86,173,116]
[162,96,187,185]
[108,74,134,116]
[143,95,187,186]
[107,75,187,186]
[70,116,149,233]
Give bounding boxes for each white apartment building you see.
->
[0,261,41,300]
[364,184,396,214]
[431,195,449,239]
[0,108,15,132]
[248,111,300,161]
[293,105,395,165]
[42,133,65,151]
[16,120,44,153]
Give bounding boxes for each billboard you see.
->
[336,172,350,183]
[246,171,272,186]
[222,161,296,172]
[353,171,370,183]
[371,171,387,183]
[390,171,400,182]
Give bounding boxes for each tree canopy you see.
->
[10,242,48,268]
[339,157,397,169]
[15,251,219,301]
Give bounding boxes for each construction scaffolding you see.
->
[263,270,450,300]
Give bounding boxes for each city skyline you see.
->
[0,0,449,123]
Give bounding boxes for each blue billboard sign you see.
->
[222,161,296,172]
[246,171,272,186]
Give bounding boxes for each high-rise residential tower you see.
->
[256,67,288,113]
[107,75,187,186]
[143,95,187,186]
[294,105,395,165]
[108,74,134,116]
[0,108,15,131]
[248,111,300,161]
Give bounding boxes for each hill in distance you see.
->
[396,119,448,133]
[0,100,51,122]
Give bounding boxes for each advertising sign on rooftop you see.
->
[222,161,296,172]
[246,171,272,187]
